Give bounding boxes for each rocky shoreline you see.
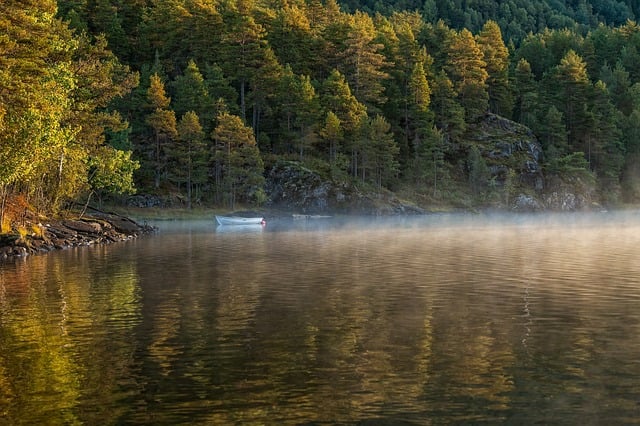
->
[0,212,156,261]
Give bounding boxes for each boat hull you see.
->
[215,216,264,226]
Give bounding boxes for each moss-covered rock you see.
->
[265,161,424,215]
[466,113,544,193]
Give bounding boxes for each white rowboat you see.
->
[215,215,265,226]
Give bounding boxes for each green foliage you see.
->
[446,29,489,120]
[360,115,400,188]
[0,1,138,216]
[211,113,265,208]
[89,147,139,195]
[467,145,490,197]
[6,0,640,213]
[171,111,208,208]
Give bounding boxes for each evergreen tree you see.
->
[412,127,449,197]
[219,0,269,122]
[145,73,178,189]
[548,50,593,153]
[476,21,512,117]
[212,113,265,208]
[360,115,400,188]
[203,63,239,117]
[590,80,624,192]
[446,28,489,120]
[138,0,192,71]
[249,47,284,142]
[268,3,319,76]
[405,59,434,162]
[512,58,538,128]
[467,145,490,197]
[539,106,570,174]
[431,71,466,141]
[274,66,320,157]
[620,109,640,201]
[600,62,634,115]
[172,111,208,208]
[319,111,344,171]
[320,70,368,136]
[184,0,225,68]
[87,0,128,59]
[170,60,212,129]
[340,11,389,112]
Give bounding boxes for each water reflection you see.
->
[0,245,142,424]
[2,213,640,423]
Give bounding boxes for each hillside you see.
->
[339,0,638,42]
[2,1,640,232]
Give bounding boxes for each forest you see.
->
[2,0,640,221]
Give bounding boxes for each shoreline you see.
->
[0,212,156,261]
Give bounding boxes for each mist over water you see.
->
[2,212,640,424]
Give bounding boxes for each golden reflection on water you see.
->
[2,215,640,423]
[0,245,141,425]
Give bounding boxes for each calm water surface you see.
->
[2,213,640,424]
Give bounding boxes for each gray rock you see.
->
[513,194,543,211]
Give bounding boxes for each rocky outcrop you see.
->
[469,113,544,192]
[541,175,599,211]
[0,213,155,260]
[265,161,424,215]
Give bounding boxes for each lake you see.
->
[2,212,640,424]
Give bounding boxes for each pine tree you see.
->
[361,115,400,189]
[219,1,268,122]
[138,0,191,71]
[340,11,389,112]
[549,50,593,153]
[320,69,367,136]
[170,60,212,128]
[407,60,433,149]
[412,127,449,197]
[539,106,570,174]
[320,70,368,176]
[172,111,208,208]
[476,21,512,117]
[268,3,318,76]
[600,62,634,115]
[513,58,538,128]
[211,113,265,208]
[203,63,239,118]
[446,28,489,120]
[145,73,178,189]
[319,111,344,169]
[275,66,320,157]
[431,71,466,141]
[590,80,624,190]
[467,145,490,197]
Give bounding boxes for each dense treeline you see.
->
[2,1,640,220]
[340,0,638,43]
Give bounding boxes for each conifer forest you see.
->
[2,0,640,217]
